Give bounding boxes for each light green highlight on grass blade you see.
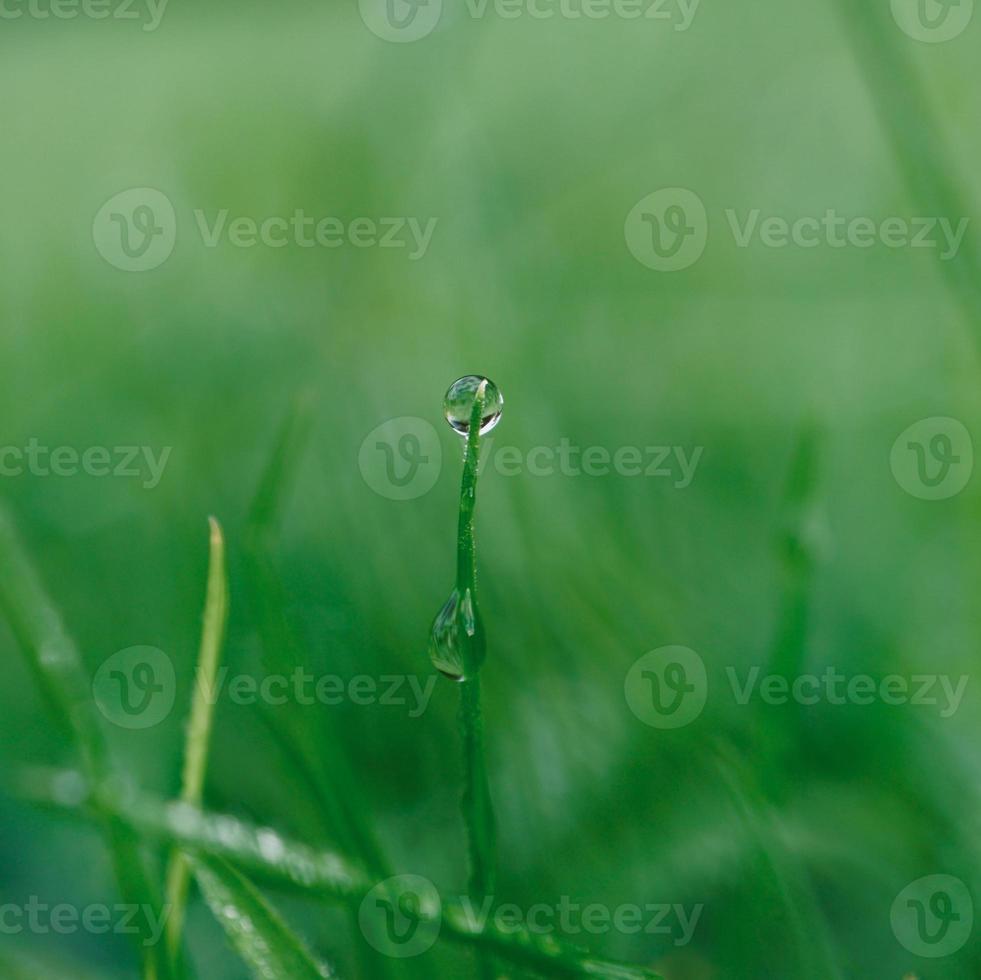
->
[191,855,336,980]
[29,773,662,980]
[165,516,230,962]
[0,504,172,980]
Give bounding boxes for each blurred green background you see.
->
[2,0,981,976]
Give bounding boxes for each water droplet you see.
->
[443,375,504,437]
[429,588,485,681]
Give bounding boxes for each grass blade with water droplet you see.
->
[191,855,337,980]
[164,516,230,962]
[450,383,497,903]
[0,504,173,980]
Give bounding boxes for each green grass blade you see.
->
[0,947,127,980]
[454,384,497,901]
[449,384,497,980]
[0,504,172,980]
[243,402,391,874]
[830,0,981,348]
[758,426,824,795]
[191,855,336,980]
[29,774,663,980]
[164,516,230,960]
[244,407,402,980]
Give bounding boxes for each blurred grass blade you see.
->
[244,401,390,873]
[0,504,172,980]
[712,745,842,979]
[831,0,981,349]
[164,517,230,960]
[0,947,127,980]
[758,426,824,794]
[245,392,315,679]
[191,856,336,979]
[30,774,663,980]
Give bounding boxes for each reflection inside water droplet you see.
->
[428,587,484,681]
[443,375,504,436]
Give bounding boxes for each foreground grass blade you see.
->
[28,774,663,980]
[191,856,336,979]
[164,517,230,960]
[0,505,172,980]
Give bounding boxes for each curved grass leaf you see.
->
[191,856,336,980]
[165,517,230,960]
[27,772,663,980]
[0,505,171,980]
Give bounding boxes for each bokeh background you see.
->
[2,0,981,976]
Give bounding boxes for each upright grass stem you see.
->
[440,381,500,980]
[455,382,497,904]
[164,517,229,962]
